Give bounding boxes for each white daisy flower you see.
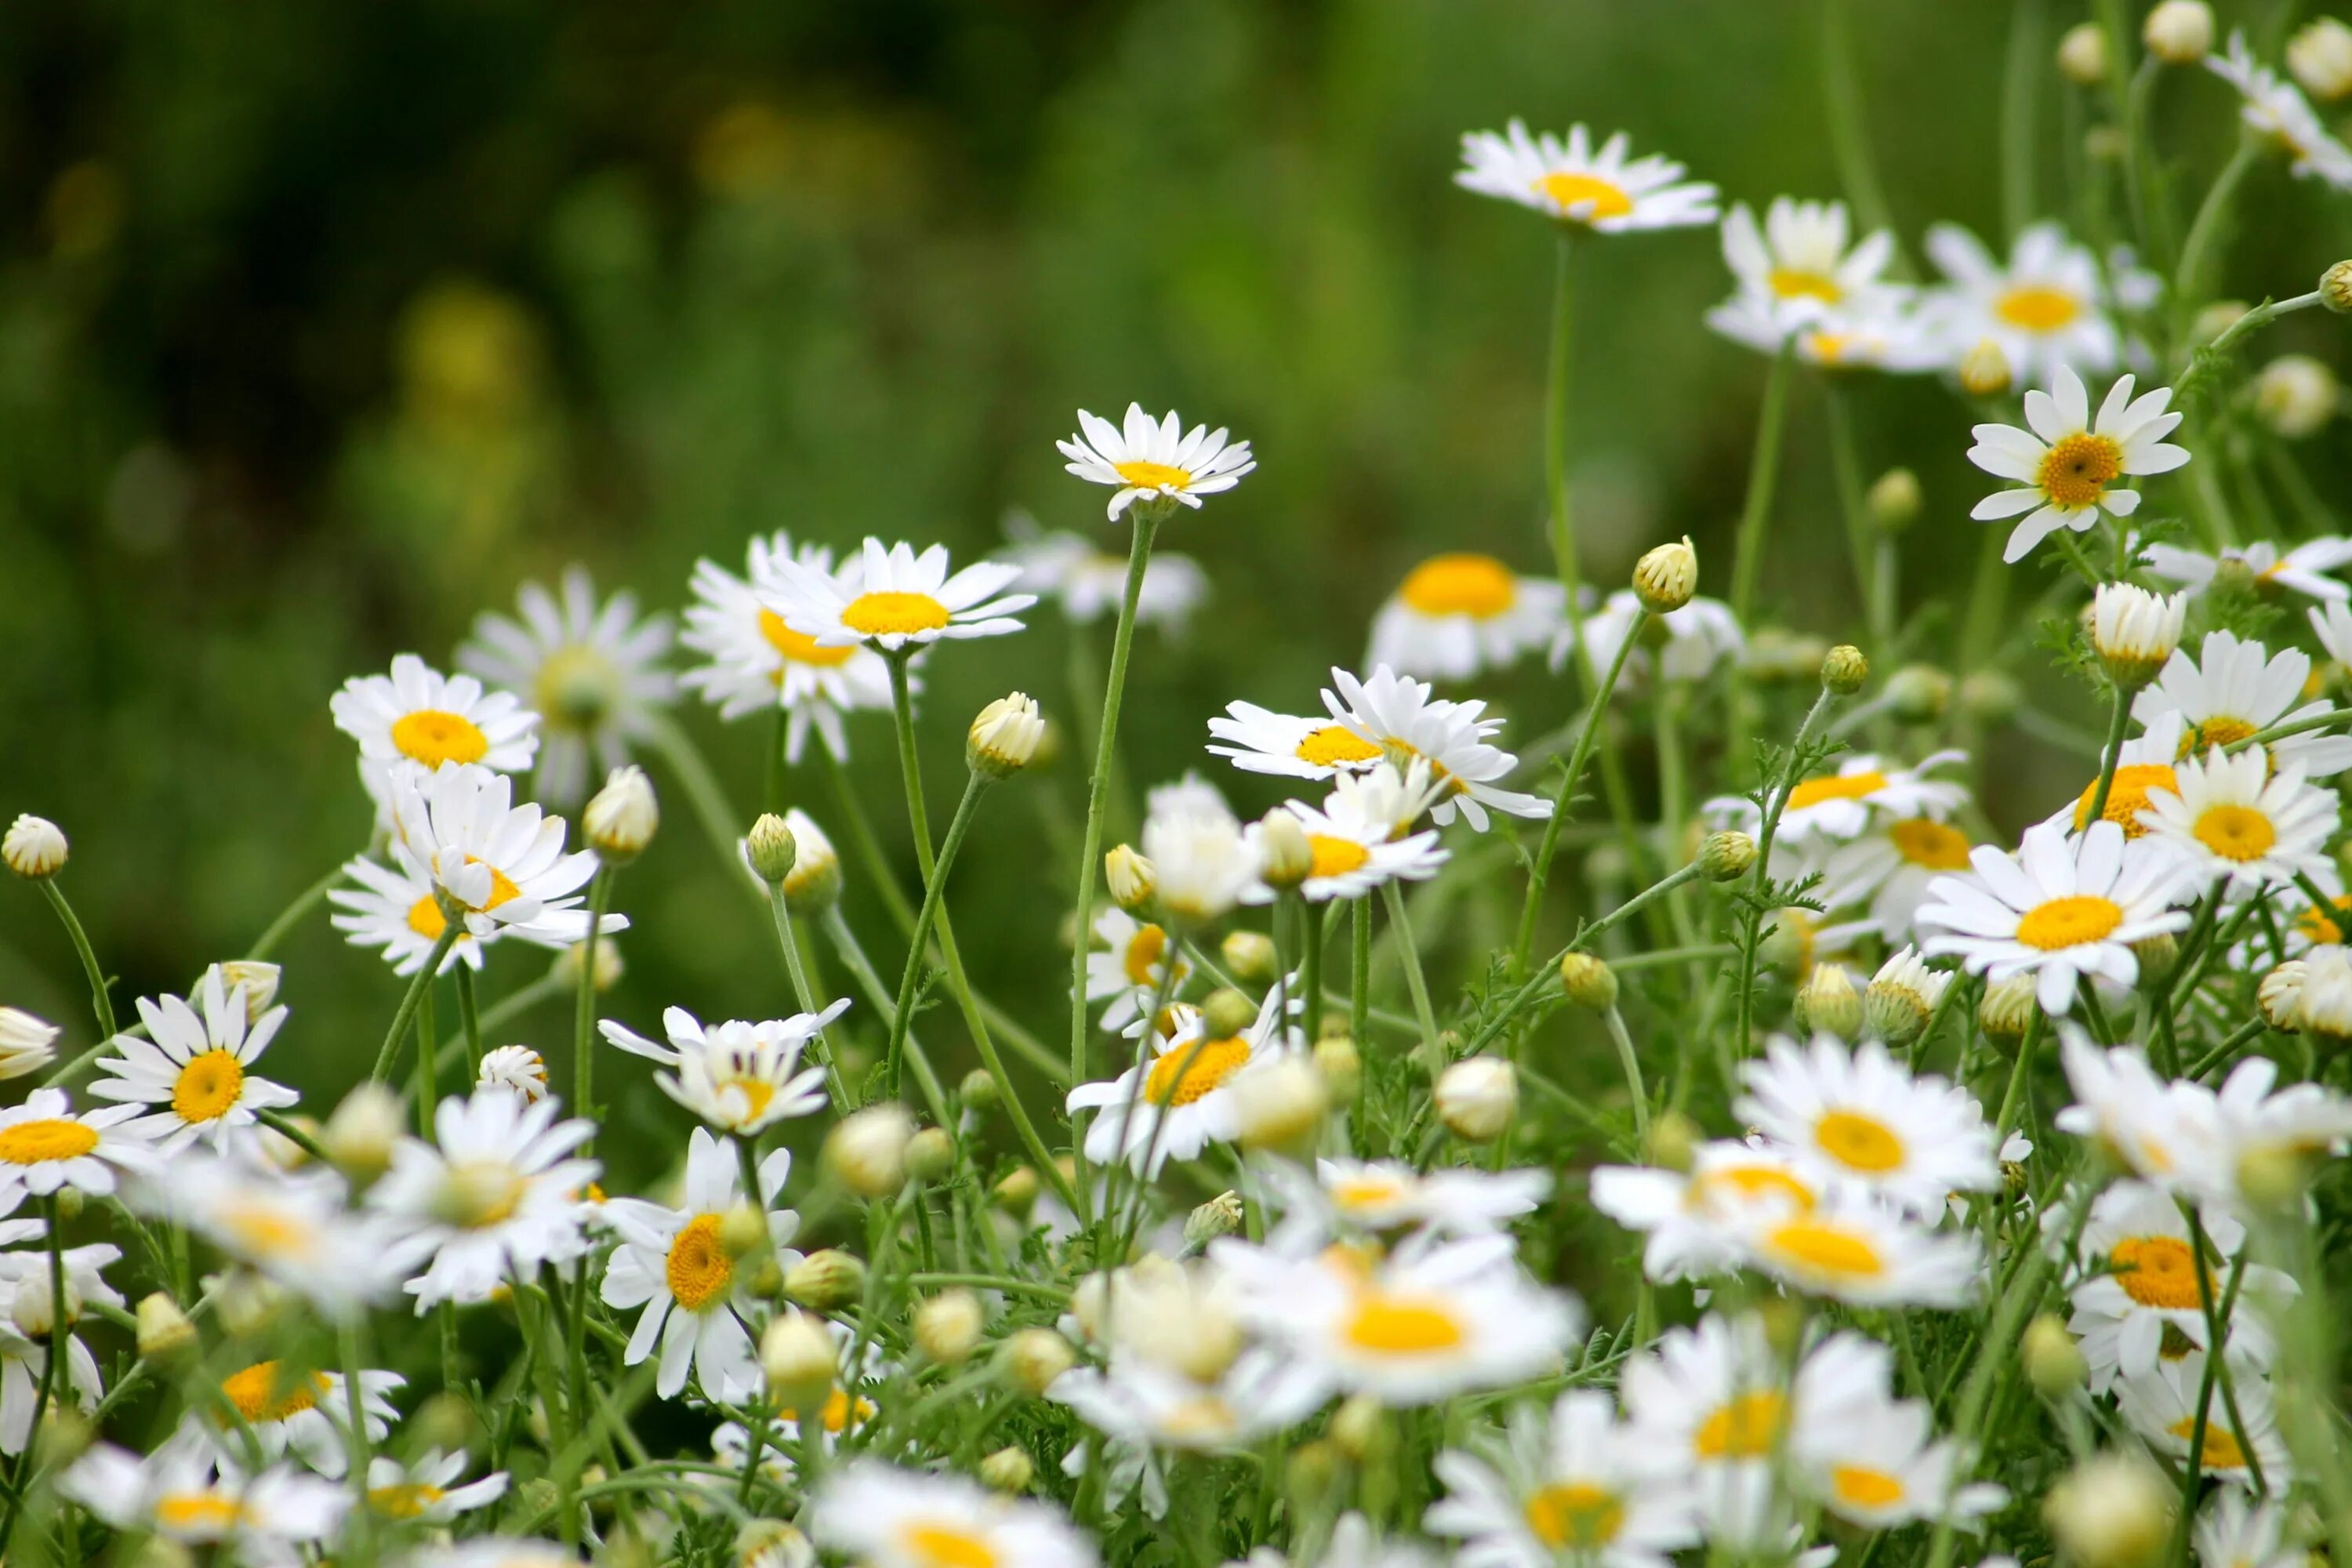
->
[808,1461,1097,1568]
[1324,665,1551,830]
[165,1158,430,1320]
[331,653,539,775]
[1303,1158,1549,1239]
[1966,368,2190,564]
[1229,1513,1440,1568]
[2313,597,2352,671]
[1918,819,2195,1014]
[1141,796,1262,925]
[1820,814,1978,946]
[2144,537,2352,601]
[362,1449,510,1523]
[477,1044,550,1102]
[2196,1054,2352,1203]
[2209,31,2352,189]
[2139,747,2339,891]
[1708,750,1969,844]
[1069,986,1301,1177]
[1792,1395,2006,1529]
[406,1542,582,1568]
[1592,1139,1824,1283]
[456,567,673,805]
[388,762,623,949]
[1736,1033,1998,1211]
[1727,1192,1983,1307]
[1049,1347,1324,1457]
[0,1088,162,1215]
[1002,514,1207,630]
[1428,1390,1700,1568]
[0,1010,56,1081]
[2053,712,2190,840]
[2055,1029,2223,1189]
[766,1316,891,1450]
[1454,121,1719,231]
[601,1127,799,1403]
[1057,405,1257,522]
[2194,1491,2303,1568]
[90,966,298,1156]
[2116,1356,2292,1488]
[1708,290,1944,372]
[0,1315,101,1454]
[1249,767,1449,905]
[182,1360,403,1479]
[2133,629,2352,779]
[1207,701,1388,781]
[328,855,495,975]
[1365,554,1567,682]
[0,1221,122,1336]
[763,537,1033,654]
[2064,1180,2284,1395]
[369,1087,600,1309]
[678,534,897,760]
[1083,907,1190,1036]
[63,1436,350,1567]
[1622,1314,1888,1475]
[1563,591,1747,686]
[1711,198,1899,331]
[1921,221,2129,385]
[601,1001,845,1135]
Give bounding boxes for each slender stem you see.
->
[36,881,116,1045]
[573,866,615,1138]
[1820,0,1904,262]
[820,907,948,1126]
[641,712,759,902]
[1543,233,1582,600]
[1602,1005,1650,1146]
[884,775,991,1099]
[372,927,459,1081]
[771,889,854,1111]
[1300,899,1327,1047]
[1824,381,1891,652]
[2171,140,2263,336]
[1382,882,1443,1075]
[246,864,344,960]
[1730,344,1796,630]
[1350,898,1371,1044]
[816,742,919,933]
[2084,681,2135,826]
[339,1319,382,1567]
[1733,686,1838,1058]
[414,981,439,1138]
[2000,0,2047,239]
[455,964,483,1079]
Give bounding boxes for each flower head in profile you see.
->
[1967,368,2189,563]
[1921,221,2131,384]
[1367,554,1566,681]
[680,534,898,760]
[0,1011,56,1083]
[1058,405,1256,521]
[601,1002,845,1136]
[2209,31,2352,189]
[1456,121,1718,231]
[91,965,299,1156]
[763,539,1033,654]
[2143,537,2352,601]
[1083,907,1190,1036]
[181,1361,403,1479]
[63,1436,350,1563]
[2054,1029,2220,1189]
[1714,198,1897,328]
[1566,592,1746,686]
[1207,701,1387,782]
[1324,665,1552,831]
[329,855,495,976]
[1791,1394,2007,1529]
[1247,763,1450,905]
[361,1450,510,1525]
[1591,1139,1824,1283]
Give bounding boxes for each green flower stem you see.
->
[1999,0,2047,239]
[641,712,761,899]
[36,880,116,1045]
[256,1109,328,1162]
[372,926,459,1082]
[1820,0,1904,263]
[573,866,615,1142]
[1300,899,1327,1047]
[883,772,990,1101]
[455,964,483,1079]
[0,1197,67,1557]
[2171,139,2264,335]
[1543,232,1584,604]
[1731,684,1838,1058]
[819,906,949,1127]
[1824,381,1893,652]
[1383,882,1443,1075]
[1729,344,1796,629]
[2083,680,2136,826]
[413,982,437,1138]
[1601,1004,1650,1146]
[2176,289,2326,395]
[339,1319,383,1567]
[1351,897,1371,1043]
[1467,862,1712,1058]
[903,1271,1073,1304]
[768,886,854,1111]
[245,863,344,960]
[415,969,567,1098]
[2257,1204,2352,1568]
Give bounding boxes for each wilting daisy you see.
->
[1058,405,1257,522]
[63,1438,350,1567]
[329,855,494,975]
[2056,1029,2223,1189]
[1365,554,1566,682]
[2194,1492,2303,1568]
[477,1044,550,1102]
[1622,1315,1886,1475]
[1429,1390,1699,1568]
[1069,987,1301,1176]
[2140,747,2339,891]
[1793,1396,2005,1529]
[1324,665,1550,830]
[2117,1357,2292,1487]
[331,653,539,775]
[1083,907,1190,1036]
[388,763,622,949]
[1728,1192,1981,1306]
[1820,814,1976,945]
[601,1002,844,1135]
[2065,1181,2283,1394]
[1921,221,2127,384]
[1592,1139,1824,1283]
[1207,701,1387,781]
[602,1128,799,1402]
[1918,819,2194,1013]
[0,1089,162,1214]
[1455,121,1718,231]
[808,1461,1096,1568]
[2209,31,2352,189]
[1967,368,2189,563]
[678,534,897,760]
[1736,1034,1998,1211]
[1567,590,1746,686]
[91,966,297,1155]
[1711,751,1968,844]
[1002,514,1207,630]
[370,1087,599,1309]
[168,1160,430,1320]
[2144,537,2352,601]
[362,1450,510,1523]
[183,1360,403,1478]
[2136,629,2352,779]
[763,538,1033,654]
[456,567,674,805]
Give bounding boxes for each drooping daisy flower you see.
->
[678,534,897,760]
[1622,1315,1887,1477]
[2064,1181,2284,1394]
[1709,751,1968,844]
[2143,537,2352,601]
[329,855,494,975]
[763,538,1033,655]
[1083,907,1190,1036]
[2208,31,2352,189]
[1791,1395,2006,1529]
[387,763,622,949]
[182,1361,403,1479]
[601,1127,799,1402]
[1565,591,1747,686]
[1428,1390,1700,1568]
[1002,514,1207,629]
[2139,747,2339,891]
[1736,1033,1998,1211]
[477,1044,550,1102]
[331,653,539,775]
[91,966,298,1156]
[361,1450,510,1524]
[2116,1356,2293,1488]
[1966,368,2189,564]
[1069,986,1301,1176]
[808,1461,1097,1568]
[1918,819,2195,1014]
[2055,1029,2222,1189]
[456,567,674,805]
[1820,814,1976,945]
[1207,701,1388,781]
[1324,665,1551,830]
[62,1437,350,1567]
[1727,1192,1981,1307]
[1250,765,1449,905]
[2134,630,2352,779]
[1592,1139,1824,1283]
[1058,405,1257,522]
[2194,1491,2304,1568]
[1921,221,2129,385]
[1365,554,1567,682]
[0,1009,56,1081]
[0,1088,162,1215]
[370,1087,600,1309]
[165,1159,431,1321]
[1454,121,1718,231]
[600,1002,844,1135]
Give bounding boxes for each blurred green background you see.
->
[2,0,2348,1181]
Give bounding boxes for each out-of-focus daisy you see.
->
[1069,987,1301,1176]
[0,1221,122,1338]
[331,654,539,775]
[91,967,296,1156]
[1918,819,2194,1014]
[0,1309,102,1453]
[1455,122,1718,231]
[1250,765,1448,905]
[63,1438,350,1567]
[2194,1492,2303,1568]
[1793,1396,2005,1529]
[1592,1139,1823,1283]
[2056,1029,2226,1190]
[0,1088,162,1214]
[0,1010,56,1081]
[456,567,673,805]
[1820,814,1976,945]
[2199,1054,2352,1200]
[370,1087,599,1309]
[1728,1192,1980,1306]
[763,538,1033,655]
[183,1360,402,1479]
[1002,513,1207,630]
[1708,291,1942,372]
[2139,747,2339,891]
[808,1461,1096,1568]
[1428,1390,1699,1568]
[601,1002,844,1135]
[1058,405,1257,522]
[1141,793,1262,924]
[1922,221,2127,384]
[1207,702,1387,781]
[2134,630,2352,778]
[1564,591,1746,685]
[1231,1513,1440,1568]
[329,855,494,975]
[679,535,896,760]
[2117,1356,2292,1488]
[167,1160,430,1320]
[2145,537,2352,601]
[405,1542,582,1568]
[1710,751,1968,844]
[602,1127,799,1402]
[1622,1315,1886,1475]
[363,1450,510,1523]
[1967,368,2189,564]
[2314,597,2352,672]
[1711,198,1898,332]
[477,1044,550,1102]
[1325,665,1551,830]
[387,764,622,949]
[1050,1348,1324,1459]
[2209,31,2352,188]
[1736,1034,1998,1211]
[1083,908,1189,1036]
[1301,1158,1549,1239]
[1366,554,1566,682]
[2064,1181,2283,1394]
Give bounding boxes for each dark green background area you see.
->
[0,0,2345,1178]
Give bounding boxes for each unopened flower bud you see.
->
[1699,829,1757,882]
[1221,930,1279,984]
[552,935,622,992]
[1256,810,1315,890]
[323,1082,403,1185]
[1794,963,1863,1038]
[1287,1440,1344,1510]
[825,1104,914,1198]
[2084,125,2129,163]
[0,1009,56,1082]
[968,693,1045,778]
[977,1445,1034,1494]
[1758,908,1817,980]
[209,960,282,1023]
[2237,1142,2313,1210]
[1980,974,2040,1043]
[583,765,659,862]
[746,814,797,885]
[1865,949,1949,1048]
[913,1290,985,1365]
[2143,1,2213,64]
[1886,664,1952,725]
[736,1522,816,1568]
[1959,669,2021,724]
[2289,17,2352,100]
[136,1293,198,1367]
[2190,299,2250,343]
[784,1249,866,1310]
[13,1274,78,1338]
[997,1327,1076,1396]
[2045,1453,2175,1568]
[2325,261,2352,315]
[2090,582,2187,691]
[1559,952,1619,1011]
[718,1202,768,1260]
[1632,536,1698,615]
[1867,467,1922,532]
[2025,1313,2089,1397]
[1959,338,2013,397]
[2,815,66,880]
[212,1271,285,1338]
[2259,960,2307,1032]
[1312,1034,1361,1103]
[1435,1058,1515,1142]
[992,1166,1039,1213]
[760,1311,837,1410]
[2057,21,2111,85]
[2254,355,2339,441]
[1198,989,1257,1043]
[1185,1191,1245,1250]
[904,1127,955,1185]
[1233,1058,1328,1157]
[1105,844,1156,911]
[2131,932,2179,992]
[1821,644,1869,695]
[1328,1392,1392,1463]
[1645,1109,1700,1172]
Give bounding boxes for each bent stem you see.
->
[246,863,345,960]
[1382,882,1443,1076]
[884,773,991,1100]
[37,880,117,1045]
[769,888,855,1111]
[1820,0,1904,262]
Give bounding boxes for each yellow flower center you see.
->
[1112,459,1193,492]
[154,1493,247,1533]
[1690,1163,1817,1212]
[840,591,952,638]
[368,1483,447,1520]
[1294,724,1384,769]
[1785,770,1889,811]
[1995,283,2083,332]
[900,1523,999,1568]
[717,1074,778,1124]
[1694,1390,1785,1459]
[532,644,621,731]
[221,1360,327,1422]
[779,1386,877,1434]
[1525,1482,1627,1549]
[2112,1235,2209,1311]
[2168,1415,2248,1471]
[1768,267,1843,303]
[2035,432,2125,510]
[2183,716,2261,753]
[1764,1218,1887,1280]
[1329,1174,1410,1213]
[1342,1292,1465,1356]
[1398,554,1518,619]
[406,895,449,941]
[1889,816,1973,869]
[2074,764,2176,835]
[1533,171,1633,220]
[172,1049,246,1123]
[1308,836,1371,880]
[390,709,492,768]
[223,1203,318,1260]
[438,1159,529,1229]
[758,609,858,669]
[1123,924,1171,987]
[1814,1109,1908,1174]
[666,1213,735,1312]
[1144,1036,1252,1107]
[2296,898,2350,946]
[2015,893,2125,950]
[1805,330,1856,365]
[1831,1465,1908,1511]
[2194,804,2277,863]
[0,1119,98,1166]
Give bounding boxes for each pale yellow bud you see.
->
[2259,960,2307,1033]
[1185,1191,1245,1249]
[1958,338,2013,397]
[996,1327,1076,1396]
[2254,355,2339,441]
[1434,1057,1516,1142]
[2288,17,2352,100]
[1255,811,1314,890]
[1201,988,1259,1041]
[2325,261,2352,315]
[978,1446,1035,1494]
[2057,21,2111,85]
[1867,467,1922,532]
[551,935,623,992]
[1794,963,1863,1039]
[2045,1454,2175,1568]
[779,809,843,913]
[1558,952,1618,1011]
[583,765,659,862]
[1104,844,1156,911]
[1699,830,1757,882]
[904,1127,956,1185]
[1328,1392,1392,1463]
[735,1521,816,1568]
[2,815,66,880]
[1979,975,2040,1042]
[212,960,283,1021]
[824,1104,915,1197]
[1232,1057,1328,1157]
[2024,1313,2088,1396]
[784,1249,866,1310]
[913,1290,985,1365]
[2089,582,2187,689]
[212,1271,286,1338]
[2143,2,2213,64]
[717,1202,769,1260]
[968,692,1045,778]
[1221,929,1279,984]
[2191,299,2250,343]
[323,1082,404,1185]
[746,813,798,885]
[992,1166,1040,1213]
[1885,664,1952,725]
[760,1310,838,1410]
[959,1068,1000,1110]
[136,1293,198,1367]
[1632,535,1698,615]
[1960,669,2021,724]
[1312,1034,1361,1103]
[1645,1109,1700,1172]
